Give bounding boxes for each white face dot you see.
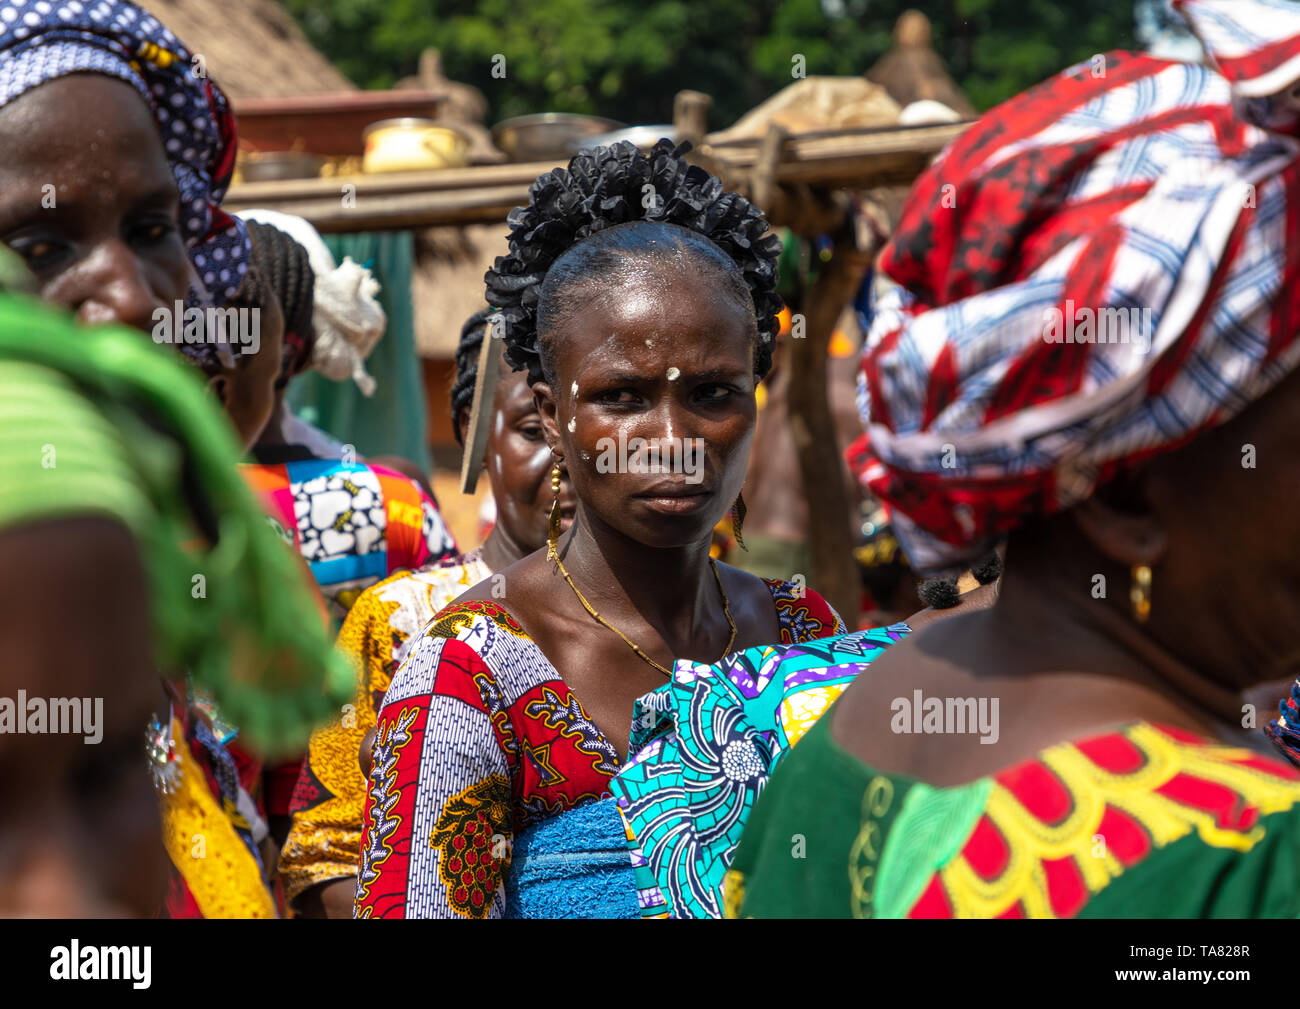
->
[644,339,654,348]
[567,417,576,433]
[570,381,578,397]
[666,366,681,382]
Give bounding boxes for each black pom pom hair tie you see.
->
[484,139,784,387]
[917,547,1004,611]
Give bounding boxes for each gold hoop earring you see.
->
[546,463,563,564]
[732,492,748,552]
[1130,564,1152,624]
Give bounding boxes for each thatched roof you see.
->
[865,10,975,117]
[708,77,900,143]
[412,224,509,358]
[144,0,355,98]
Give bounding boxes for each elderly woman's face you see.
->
[0,75,189,331]
[537,268,757,549]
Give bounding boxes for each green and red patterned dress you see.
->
[354,578,843,918]
[726,716,1300,918]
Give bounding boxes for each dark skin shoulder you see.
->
[832,361,1300,785]
[829,596,1203,787]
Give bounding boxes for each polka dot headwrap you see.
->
[0,0,249,318]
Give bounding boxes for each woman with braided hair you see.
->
[280,308,576,916]
[231,216,458,622]
[355,140,846,919]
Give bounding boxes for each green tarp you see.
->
[286,230,429,469]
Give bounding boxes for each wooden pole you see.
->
[673,90,712,149]
[751,123,790,221]
[784,195,873,624]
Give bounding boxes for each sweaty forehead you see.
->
[496,366,537,415]
[560,269,750,354]
[0,75,170,207]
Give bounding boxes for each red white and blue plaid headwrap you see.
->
[0,0,248,314]
[854,0,1300,573]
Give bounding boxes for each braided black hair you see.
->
[485,139,783,386]
[244,220,316,386]
[451,307,496,446]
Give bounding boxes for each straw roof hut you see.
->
[412,224,508,358]
[145,0,355,98]
[865,10,975,117]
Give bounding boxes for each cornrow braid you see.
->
[451,307,497,446]
[244,219,316,385]
[485,139,783,386]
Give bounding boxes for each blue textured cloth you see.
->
[613,627,909,917]
[504,798,640,919]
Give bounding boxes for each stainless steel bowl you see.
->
[239,151,326,183]
[491,113,623,162]
[580,125,678,152]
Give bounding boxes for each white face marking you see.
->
[567,417,576,433]
[580,450,592,461]
[666,366,680,382]
[644,339,654,348]
[570,381,578,398]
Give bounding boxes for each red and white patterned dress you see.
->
[354,579,843,918]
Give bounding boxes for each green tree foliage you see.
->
[284,0,1144,127]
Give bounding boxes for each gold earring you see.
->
[546,463,563,563]
[732,492,748,552]
[1130,564,1152,624]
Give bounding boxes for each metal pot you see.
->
[491,113,623,162]
[239,150,326,182]
[362,118,470,173]
[580,124,677,153]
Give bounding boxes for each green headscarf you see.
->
[0,243,33,293]
[0,272,351,755]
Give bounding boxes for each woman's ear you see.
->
[533,380,561,456]
[205,373,230,409]
[1071,485,1168,569]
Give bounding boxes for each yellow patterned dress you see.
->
[278,553,491,902]
[726,717,1300,918]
